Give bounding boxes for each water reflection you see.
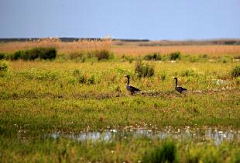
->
[50,127,240,145]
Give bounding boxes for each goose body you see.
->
[174,77,187,93]
[125,75,141,94]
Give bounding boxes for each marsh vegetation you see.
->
[0,39,240,162]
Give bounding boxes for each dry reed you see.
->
[0,38,240,57]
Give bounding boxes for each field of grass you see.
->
[1,136,240,163]
[0,40,240,162]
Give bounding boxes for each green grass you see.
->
[0,61,239,132]
[0,60,240,162]
[1,136,240,163]
[143,140,177,163]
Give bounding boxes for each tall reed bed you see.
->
[1,39,240,58]
[0,37,112,53]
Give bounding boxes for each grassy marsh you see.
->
[0,41,240,162]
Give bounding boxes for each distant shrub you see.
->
[160,73,166,81]
[78,74,95,85]
[12,47,57,61]
[81,57,86,63]
[21,49,38,60]
[0,60,9,72]
[73,70,95,85]
[200,54,208,58]
[78,75,87,84]
[13,50,22,60]
[231,65,240,78]
[37,47,56,60]
[143,140,177,163]
[95,50,113,61]
[0,53,5,60]
[69,51,84,60]
[181,69,197,77]
[122,55,135,63]
[88,75,95,84]
[144,54,152,60]
[169,51,181,60]
[87,51,95,59]
[144,53,161,61]
[135,60,154,78]
[73,69,81,76]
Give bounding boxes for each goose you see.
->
[174,77,187,93]
[125,75,141,94]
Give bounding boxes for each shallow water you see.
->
[50,126,240,145]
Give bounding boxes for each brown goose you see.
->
[125,75,141,94]
[174,77,187,93]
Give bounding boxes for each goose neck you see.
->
[175,78,178,87]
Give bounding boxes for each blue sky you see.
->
[0,0,240,40]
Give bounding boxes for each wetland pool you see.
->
[49,126,240,145]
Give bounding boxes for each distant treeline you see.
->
[0,38,149,43]
[138,40,240,46]
[0,37,240,45]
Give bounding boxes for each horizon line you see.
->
[1,37,240,42]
